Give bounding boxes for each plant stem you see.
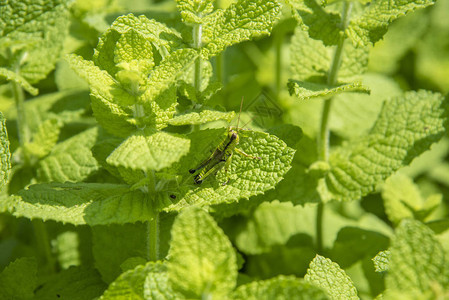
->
[274,30,283,99]
[11,80,28,149]
[216,52,224,85]
[316,1,352,253]
[193,23,203,92]
[147,213,160,261]
[33,220,56,273]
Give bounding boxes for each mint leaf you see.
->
[320,91,449,202]
[288,80,370,100]
[290,28,369,83]
[0,257,37,300]
[24,118,61,159]
[0,67,38,95]
[100,261,173,299]
[144,262,177,299]
[166,129,295,210]
[305,255,359,299]
[176,0,215,24]
[346,0,436,47]
[56,231,80,269]
[386,219,449,293]
[231,276,329,299]
[201,0,281,58]
[0,112,10,192]
[287,0,342,46]
[140,48,197,104]
[382,173,442,224]
[13,182,153,225]
[92,223,147,283]
[107,130,190,172]
[168,207,237,299]
[373,250,390,273]
[0,0,72,83]
[34,266,106,300]
[168,110,235,126]
[37,127,100,183]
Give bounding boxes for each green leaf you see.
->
[287,0,342,46]
[0,112,10,192]
[100,261,174,299]
[114,29,154,75]
[386,219,449,293]
[34,266,106,300]
[144,263,177,299]
[168,207,237,299]
[0,257,37,300]
[12,182,154,225]
[201,0,281,58]
[176,0,215,24]
[305,255,359,299]
[288,80,370,100]
[319,91,449,202]
[107,130,190,172]
[168,110,235,126]
[140,49,197,104]
[346,0,436,47]
[290,28,369,83]
[331,227,389,268]
[37,127,100,183]
[0,67,38,95]
[55,231,81,269]
[382,173,442,224]
[92,223,147,283]
[231,276,329,299]
[372,250,390,273]
[24,118,61,159]
[0,0,72,83]
[67,54,135,107]
[165,129,295,210]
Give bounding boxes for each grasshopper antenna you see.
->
[236,96,244,130]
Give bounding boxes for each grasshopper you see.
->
[189,99,261,185]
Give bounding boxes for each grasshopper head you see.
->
[228,128,239,144]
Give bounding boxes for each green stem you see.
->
[11,80,28,149]
[33,220,56,273]
[316,1,352,253]
[193,23,203,92]
[274,30,283,99]
[147,213,160,261]
[216,52,224,85]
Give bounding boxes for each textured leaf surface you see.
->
[201,0,281,58]
[346,0,436,47]
[168,207,237,299]
[288,80,370,100]
[288,0,342,46]
[0,0,72,83]
[320,91,449,202]
[305,255,359,299]
[24,118,61,159]
[141,49,197,104]
[290,28,369,82]
[168,110,235,126]
[231,276,329,299]
[386,219,449,292]
[0,257,37,300]
[0,112,10,193]
[165,129,295,210]
[37,127,100,183]
[34,266,106,300]
[101,262,173,299]
[11,182,153,225]
[144,263,177,299]
[176,0,214,23]
[373,250,390,273]
[107,131,190,172]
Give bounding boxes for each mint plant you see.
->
[1,0,449,298]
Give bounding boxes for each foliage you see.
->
[0,0,449,298]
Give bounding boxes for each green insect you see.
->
[189,99,261,185]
